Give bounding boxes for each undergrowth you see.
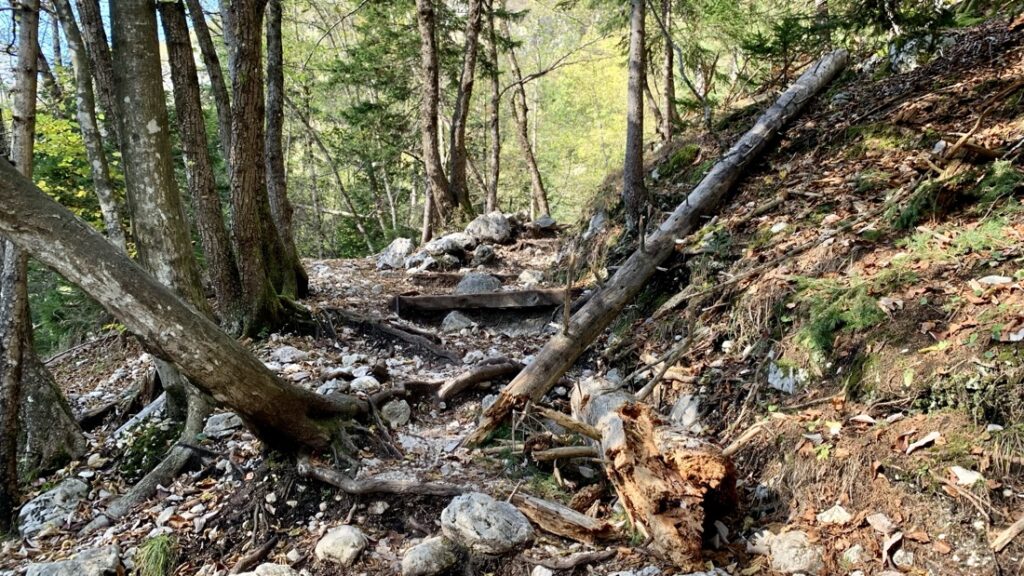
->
[137,534,178,576]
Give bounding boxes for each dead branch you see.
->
[531,446,600,462]
[532,405,601,441]
[297,456,469,496]
[521,549,617,570]
[229,537,279,574]
[324,308,460,363]
[438,362,523,400]
[992,514,1024,552]
[393,289,578,313]
[511,492,616,544]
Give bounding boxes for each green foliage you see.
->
[120,422,183,483]
[28,262,110,357]
[975,160,1023,202]
[794,278,887,359]
[137,534,178,576]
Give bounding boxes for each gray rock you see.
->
[270,346,308,363]
[317,379,350,395]
[531,567,555,576]
[425,232,476,255]
[236,564,299,576]
[315,525,368,567]
[767,362,807,394]
[842,544,865,565]
[518,269,543,286]
[204,412,243,438]
[350,375,381,393]
[892,548,914,568]
[401,537,458,576]
[669,394,701,432]
[465,211,512,244]
[533,215,557,229]
[381,399,412,427]
[455,273,502,295]
[442,311,475,332]
[441,492,533,554]
[435,254,461,270]
[816,504,852,526]
[769,530,824,574]
[405,251,431,270]
[25,545,121,576]
[18,479,89,537]
[471,244,496,266]
[377,238,416,270]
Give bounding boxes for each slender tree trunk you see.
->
[2,0,85,531]
[73,0,121,147]
[485,0,500,212]
[0,160,377,452]
[265,0,308,299]
[35,51,65,116]
[622,0,648,231]
[184,0,233,165]
[52,0,127,252]
[446,0,483,217]
[158,0,245,334]
[643,78,664,141]
[661,0,676,141]
[416,0,456,224]
[226,0,290,335]
[50,10,62,67]
[421,170,434,243]
[219,0,238,81]
[503,20,550,218]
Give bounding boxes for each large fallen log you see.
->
[465,49,849,446]
[571,377,736,570]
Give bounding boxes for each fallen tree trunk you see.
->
[571,377,736,570]
[466,49,849,446]
[0,160,368,452]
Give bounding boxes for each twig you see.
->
[229,537,279,574]
[531,446,600,462]
[533,405,602,441]
[992,514,1024,552]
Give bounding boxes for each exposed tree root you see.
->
[321,308,460,363]
[296,455,469,496]
[438,362,522,400]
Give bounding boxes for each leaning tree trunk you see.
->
[446,0,483,218]
[74,0,122,148]
[0,160,373,452]
[158,0,245,334]
[571,377,735,571]
[485,0,500,213]
[466,50,850,446]
[265,0,309,298]
[622,0,647,231]
[416,0,457,224]
[183,0,233,165]
[227,0,289,336]
[1,0,85,531]
[503,19,550,218]
[53,0,127,252]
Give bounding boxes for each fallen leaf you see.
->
[906,431,941,455]
[933,540,952,554]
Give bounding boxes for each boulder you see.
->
[424,232,476,256]
[465,212,512,244]
[381,399,412,428]
[455,273,502,295]
[203,412,243,439]
[769,530,824,574]
[405,251,431,270]
[377,238,416,270]
[401,536,458,576]
[18,478,89,537]
[435,254,461,271]
[470,244,496,266]
[315,525,368,567]
[25,545,121,576]
[236,565,298,576]
[440,492,533,555]
[533,215,557,230]
[441,311,475,332]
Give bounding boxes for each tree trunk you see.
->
[660,0,676,141]
[226,0,289,336]
[485,0,500,213]
[643,78,664,141]
[446,0,483,218]
[571,377,735,570]
[74,0,122,147]
[158,0,245,334]
[35,51,65,117]
[503,19,550,218]
[265,0,309,299]
[622,0,647,231]
[184,0,233,164]
[2,0,85,531]
[50,11,62,69]
[416,0,456,224]
[0,159,373,452]
[52,0,127,253]
[466,50,850,446]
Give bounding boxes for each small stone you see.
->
[463,350,485,365]
[440,492,533,554]
[270,346,308,363]
[669,394,701,432]
[368,501,389,515]
[518,269,543,286]
[531,567,555,576]
[265,493,277,504]
[381,400,411,427]
[286,549,302,563]
[86,454,106,469]
[317,379,350,395]
[315,525,368,567]
[770,222,788,233]
[18,478,89,538]
[471,244,496,266]
[350,375,381,393]
[204,412,244,438]
[842,544,865,565]
[442,311,475,332]
[768,530,824,574]
[401,537,458,576]
[816,504,853,526]
[155,506,175,526]
[867,512,898,535]
[892,548,914,568]
[977,275,1013,285]
[465,211,512,244]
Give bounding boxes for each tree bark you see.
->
[226,0,289,336]
[35,50,65,117]
[74,0,122,147]
[503,19,550,218]
[466,50,850,446]
[622,0,647,231]
[265,0,309,299]
[158,0,245,334]
[571,377,735,570]
[416,0,456,224]
[184,0,233,165]
[660,0,676,141]
[49,10,61,69]
[0,159,372,452]
[446,0,483,218]
[52,0,127,252]
[485,0,500,213]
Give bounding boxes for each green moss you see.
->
[854,169,892,194]
[794,278,887,361]
[661,144,701,178]
[137,534,178,576]
[975,160,1023,202]
[120,422,183,483]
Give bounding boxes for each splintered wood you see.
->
[573,378,736,571]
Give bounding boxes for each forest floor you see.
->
[4,16,1024,576]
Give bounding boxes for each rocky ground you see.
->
[4,17,1024,576]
